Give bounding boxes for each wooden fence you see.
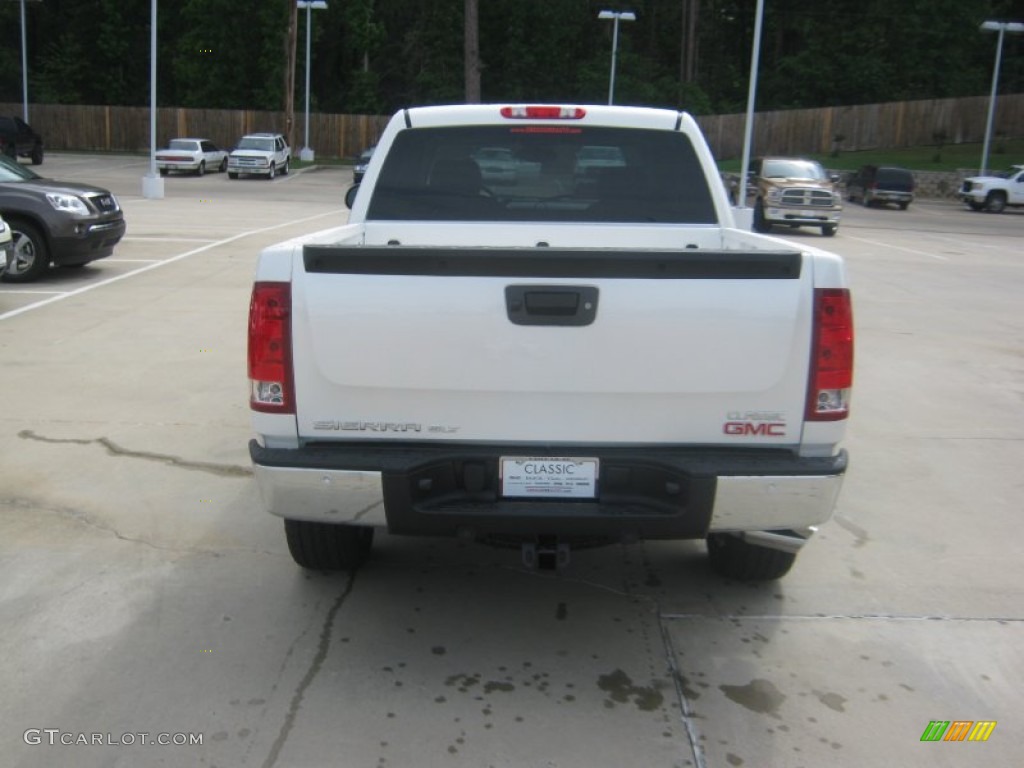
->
[3,94,1021,160]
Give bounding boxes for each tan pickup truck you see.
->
[750,156,843,237]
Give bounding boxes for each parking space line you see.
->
[0,209,344,322]
[1,290,67,295]
[843,233,950,261]
[120,237,219,244]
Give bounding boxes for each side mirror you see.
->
[344,184,360,209]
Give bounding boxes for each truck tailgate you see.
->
[292,245,812,446]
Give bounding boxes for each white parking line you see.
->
[0,209,344,322]
[1,290,66,295]
[842,233,950,261]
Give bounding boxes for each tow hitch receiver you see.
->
[522,537,570,570]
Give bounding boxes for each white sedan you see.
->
[156,138,228,177]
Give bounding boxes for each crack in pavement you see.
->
[18,429,253,478]
[261,573,358,768]
[1,496,279,558]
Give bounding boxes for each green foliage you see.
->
[0,0,1020,115]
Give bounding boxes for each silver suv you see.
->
[228,133,290,180]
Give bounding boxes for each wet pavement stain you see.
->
[813,689,847,713]
[719,679,786,718]
[483,681,515,694]
[597,669,665,712]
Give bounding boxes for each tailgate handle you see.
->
[505,285,599,326]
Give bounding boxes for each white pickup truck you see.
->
[247,104,853,580]
[959,164,1024,213]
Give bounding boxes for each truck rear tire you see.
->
[821,224,837,237]
[284,519,374,570]
[706,532,797,581]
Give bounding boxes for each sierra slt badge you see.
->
[312,420,459,434]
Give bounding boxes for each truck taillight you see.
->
[248,282,294,414]
[500,106,587,120]
[806,288,853,421]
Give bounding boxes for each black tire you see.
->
[2,220,50,283]
[197,160,206,177]
[706,533,797,581]
[752,200,771,233]
[228,171,238,180]
[159,168,168,177]
[984,192,1006,213]
[219,157,227,172]
[898,202,909,210]
[30,143,43,165]
[282,158,290,176]
[284,519,374,571]
[821,224,837,237]
[267,163,276,180]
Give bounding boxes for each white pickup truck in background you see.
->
[247,104,854,580]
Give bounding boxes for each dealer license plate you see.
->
[500,457,598,499]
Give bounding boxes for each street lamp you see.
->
[598,10,635,105]
[736,0,766,220]
[17,0,43,123]
[297,0,327,162]
[142,0,163,199]
[979,20,1024,176]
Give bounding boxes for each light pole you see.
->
[979,20,1024,176]
[18,0,42,124]
[736,0,766,219]
[298,0,327,162]
[142,0,163,199]
[598,10,635,105]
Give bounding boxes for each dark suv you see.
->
[0,156,125,282]
[846,165,914,209]
[0,116,44,165]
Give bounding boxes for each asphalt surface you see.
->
[1,154,1021,768]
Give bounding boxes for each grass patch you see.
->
[718,138,1024,173]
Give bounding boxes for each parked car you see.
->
[228,133,290,179]
[0,116,44,165]
[749,156,842,237]
[846,165,915,209]
[155,138,228,176]
[353,146,375,184]
[959,164,1024,213]
[0,155,126,283]
[0,214,12,275]
[472,147,518,184]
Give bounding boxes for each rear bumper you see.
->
[250,441,846,541]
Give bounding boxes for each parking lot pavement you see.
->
[1,157,1022,767]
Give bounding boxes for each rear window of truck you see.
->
[366,125,716,224]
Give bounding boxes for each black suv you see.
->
[846,165,914,209]
[0,116,44,165]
